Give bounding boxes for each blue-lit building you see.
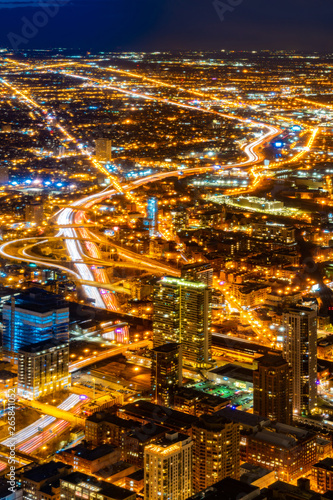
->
[146,197,158,236]
[2,288,69,362]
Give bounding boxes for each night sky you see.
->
[0,0,332,52]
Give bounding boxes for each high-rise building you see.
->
[25,202,44,226]
[0,164,8,184]
[192,413,240,493]
[151,343,182,407]
[282,305,318,415]
[146,197,158,236]
[253,354,292,424]
[153,277,212,369]
[181,262,214,287]
[171,208,188,233]
[144,432,192,500]
[95,138,112,162]
[18,338,69,400]
[2,288,69,362]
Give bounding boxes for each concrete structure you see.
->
[95,138,112,162]
[192,413,240,492]
[282,305,318,415]
[144,432,192,500]
[253,354,292,424]
[18,338,69,400]
[153,277,212,369]
[2,288,69,362]
[312,458,333,494]
[151,343,182,407]
[60,472,135,500]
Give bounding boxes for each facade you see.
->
[282,305,318,415]
[153,277,212,369]
[151,343,182,407]
[312,458,333,494]
[18,339,69,400]
[2,288,69,362]
[253,354,292,424]
[95,138,112,162]
[173,387,229,417]
[242,422,317,483]
[146,197,158,236]
[85,413,141,447]
[192,413,240,493]
[58,444,120,475]
[25,202,43,226]
[181,262,214,287]
[60,472,135,500]
[21,461,72,500]
[144,432,192,500]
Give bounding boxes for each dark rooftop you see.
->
[257,354,289,368]
[86,412,141,430]
[23,461,72,483]
[186,477,260,500]
[60,444,116,461]
[152,343,181,353]
[121,400,198,430]
[19,338,68,354]
[6,287,68,314]
[215,407,270,428]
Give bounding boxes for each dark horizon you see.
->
[0,0,332,53]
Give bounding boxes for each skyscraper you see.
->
[95,138,112,162]
[192,413,240,493]
[151,343,182,407]
[253,353,292,424]
[282,305,318,415]
[144,432,192,500]
[146,197,158,236]
[2,288,69,362]
[153,277,212,369]
[181,262,214,287]
[18,338,69,400]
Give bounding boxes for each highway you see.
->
[68,339,150,372]
[0,62,297,311]
[1,394,81,447]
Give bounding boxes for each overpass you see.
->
[79,279,131,294]
[19,399,85,426]
[69,339,151,372]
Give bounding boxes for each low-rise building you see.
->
[57,444,120,475]
[60,472,135,500]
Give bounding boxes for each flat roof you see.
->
[216,407,269,428]
[61,472,134,500]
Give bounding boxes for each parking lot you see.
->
[193,381,253,410]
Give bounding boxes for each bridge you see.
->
[79,279,131,294]
[19,399,85,426]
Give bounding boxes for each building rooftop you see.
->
[61,472,134,500]
[18,338,68,354]
[215,407,270,429]
[86,412,141,430]
[209,363,253,383]
[121,400,198,430]
[313,457,333,471]
[6,287,68,314]
[0,370,17,382]
[23,461,72,483]
[126,469,144,482]
[256,354,289,368]
[186,477,260,500]
[152,343,181,353]
[61,444,116,461]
